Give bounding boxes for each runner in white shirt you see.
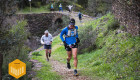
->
[41,30,53,61]
[67,5,73,12]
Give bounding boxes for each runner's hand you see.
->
[50,42,52,44]
[63,41,68,48]
[76,38,80,43]
[63,41,68,49]
[42,42,45,45]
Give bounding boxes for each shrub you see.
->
[32,51,41,56]
[78,24,97,53]
[2,20,32,79]
[107,18,120,30]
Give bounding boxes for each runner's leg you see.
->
[48,49,51,57]
[72,48,78,69]
[59,8,60,12]
[45,49,49,60]
[67,51,72,63]
[67,51,72,69]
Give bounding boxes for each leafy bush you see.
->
[78,24,97,53]
[32,2,41,7]
[32,51,41,56]
[107,18,120,30]
[2,20,32,79]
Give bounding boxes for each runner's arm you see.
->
[40,36,45,44]
[60,29,66,42]
[76,27,78,38]
[76,27,80,43]
[50,34,53,42]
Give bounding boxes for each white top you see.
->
[68,5,73,10]
[40,34,53,45]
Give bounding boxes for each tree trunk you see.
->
[0,53,3,80]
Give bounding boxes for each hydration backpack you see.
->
[65,26,77,37]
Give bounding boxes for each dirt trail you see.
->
[55,11,95,26]
[50,58,91,80]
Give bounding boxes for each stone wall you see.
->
[112,0,140,36]
[17,13,67,37]
[16,13,69,50]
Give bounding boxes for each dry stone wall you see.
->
[112,0,140,36]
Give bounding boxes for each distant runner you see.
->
[41,30,53,61]
[60,18,80,76]
[50,4,54,12]
[67,5,73,13]
[59,3,63,12]
[78,11,83,23]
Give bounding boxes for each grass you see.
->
[17,5,50,14]
[51,13,140,80]
[31,50,62,80]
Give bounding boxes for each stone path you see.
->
[50,58,92,80]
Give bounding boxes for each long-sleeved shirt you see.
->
[60,26,78,45]
[41,34,53,45]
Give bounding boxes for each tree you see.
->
[87,0,113,16]
[0,0,17,79]
[77,0,88,8]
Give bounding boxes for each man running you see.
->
[60,18,80,76]
[67,5,73,13]
[78,11,83,23]
[59,3,63,12]
[51,4,54,12]
[41,30,53,61]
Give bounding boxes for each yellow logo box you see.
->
[9,59,26,79]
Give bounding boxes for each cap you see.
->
[69,18,75,25]
[44,30,49,33]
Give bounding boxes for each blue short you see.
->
[44,45,51,49]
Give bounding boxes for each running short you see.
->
[79,17,82,20]
[44,45,51,49]
[65,44,78,51]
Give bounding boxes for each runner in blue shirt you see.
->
[78,11,83,23]
[59,3,63,12]
[60,18,80,76]
[51,4,54,12]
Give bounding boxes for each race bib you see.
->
[71,31,75,36]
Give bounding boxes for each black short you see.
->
[79,17,82,20]
[44,45,51,49]
[65,44,78,51]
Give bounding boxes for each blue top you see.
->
[78,12,82,18]
[60,26,78,45]
[51,4,53,8]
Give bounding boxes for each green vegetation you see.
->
[17,0,85,14]
[51,13,140,80]
[32,51,41,56]
[31,50,62,80]
[17,5,50,14]
[2,20,32,80]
